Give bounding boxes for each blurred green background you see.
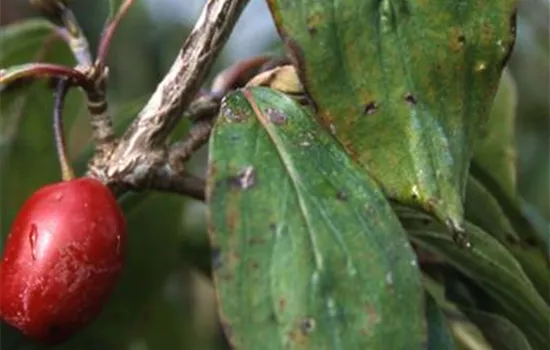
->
[0,1,548,349]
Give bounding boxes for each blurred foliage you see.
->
[0,0,548,349]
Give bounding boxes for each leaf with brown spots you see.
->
[207,87,424,349]
[267,0,517,242]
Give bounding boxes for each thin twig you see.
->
[169,117,215,172]
[96,0,137,67]
[150,169,206,201]
[183,95,219,122]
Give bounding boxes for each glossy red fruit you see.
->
[0,177,126,344]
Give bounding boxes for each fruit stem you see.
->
[53,79,75,181]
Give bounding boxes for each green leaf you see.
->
[423,273,534,350]
[425,294,455,350]
[462,308,534,350]
[400,212,550,349]
[520,199,550,253]
[465,176,517,243]
[469,164,548,250]
[0,19,83,242]
[465,176,550,303]
[473,69,518,201]
[0,19,56,65]
[267,0,517,234]
[422,275,493,350]
[207,87,424,349]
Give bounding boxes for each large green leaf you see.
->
[399,210,550,349]
[267,0,517,236]
[207,87,424,349]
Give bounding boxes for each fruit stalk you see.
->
[53,78,75,181]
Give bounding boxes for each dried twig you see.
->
[88,0,250,200]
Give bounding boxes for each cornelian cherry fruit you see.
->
[0,177,126,344]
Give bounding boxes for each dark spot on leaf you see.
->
[299,317,315,335]
[458,34,466,44]
[279,298,287,312]
[221,100,246,122]
[249,261,259,269]
[365,205,376,217]
[264,107,287,124]
[422,218,431,225]
[306,13,322,37]
[453,231,471,249]
[228,165,256,190]
[212,247,222,269]
[411,193,419,201]
[363,101,378,115]
[248,237,265,245]
[336,190,348,201]
[365,304,381,326]
[404,93,417,105]
[269,223,277,231]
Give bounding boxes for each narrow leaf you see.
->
[473,69,518,201]
[401,213,550,349]
[466,176,550,303]
[462,308,534,350]
[425,293,455,350]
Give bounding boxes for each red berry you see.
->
[0,177,126,344]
